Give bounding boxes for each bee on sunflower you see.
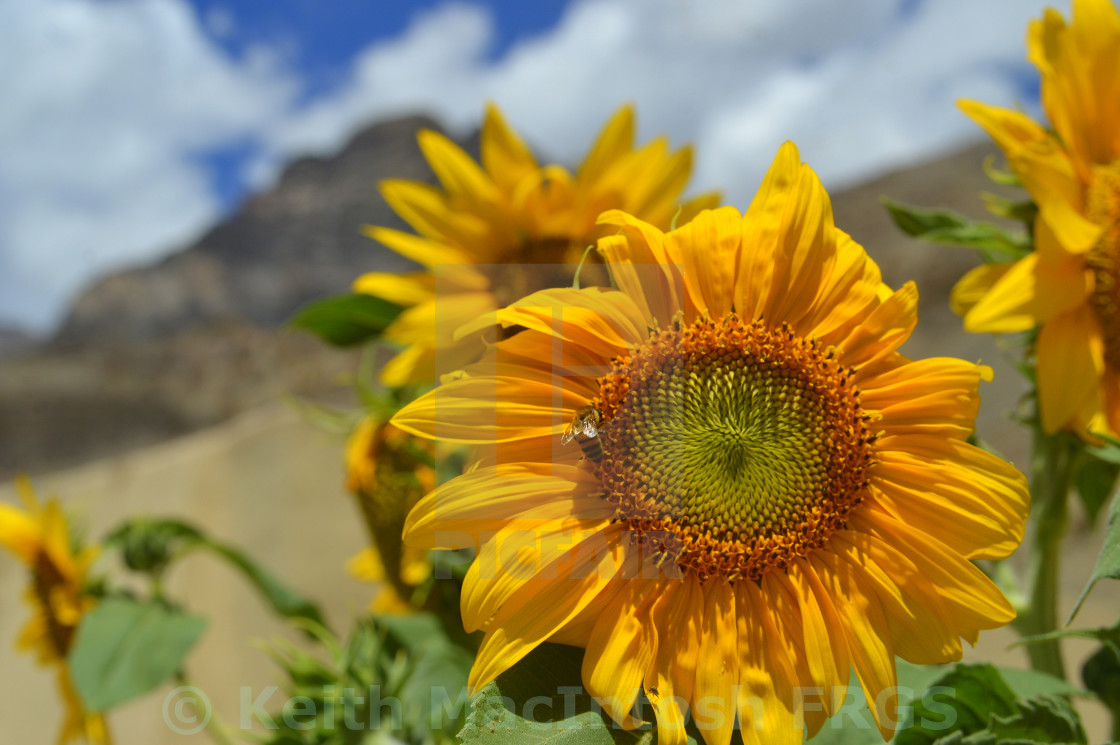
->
[391,143,1029,745]
[0,477,110,745]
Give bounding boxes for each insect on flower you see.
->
[561,405,604,461]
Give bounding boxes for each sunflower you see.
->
[0,477,110,744]
[390,143,1028,745]
[354,103,719,386]
[953,0,1120,435]
[344,417,433,613]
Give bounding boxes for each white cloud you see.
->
[260,0,1063,211]
[0,0,294,331]
[0,0,1071,332]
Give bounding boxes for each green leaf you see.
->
[1069,482,1120,622]
[947,696,1086,745]
[70,597,207,711]
[995,668,1086,699]
[104,518,203,574]
[1084,430,1120,465]
[978,695,1085,744]
[982,155,1021,188]
[458,643,668,744]
[806,661,951,745]
[204,540,324,626]
[106,517,325,627]
[281,394,362,436]
[1074,456,1118,528]
[882,199,1030,259]
[981,193,1038,225]
[289,293,403,347]
[1081,642,1120,724]
[894,664,1019,745]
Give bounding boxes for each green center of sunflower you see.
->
[589,314,873,582]
[1087,162,1120,370]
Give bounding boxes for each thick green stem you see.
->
[1019,428,1078,679]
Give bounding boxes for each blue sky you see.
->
[190,0,570,206]
[0,0,1066,333]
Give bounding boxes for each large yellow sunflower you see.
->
[355,103,718,386]
[953,0,1120,435]
[390,143,1029,745]
[0,477,110,744]
[344,417,433,613]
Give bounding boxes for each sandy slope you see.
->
[0,404,371,745]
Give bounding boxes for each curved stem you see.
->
[1018,428,1078,679]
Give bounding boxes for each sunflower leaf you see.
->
[105,517,325,627]
[1069,482,1120,623]
[1081,642,1120,727]
[289,292,403,347]
[881,199,1029,259]
[69,596,207,711]
[893,664,1018,745]
[980,192,1038,226]
[982,155,1021,188]
[1074,456,1118,528]
[950,696,1086,745]
[458,643,684,744]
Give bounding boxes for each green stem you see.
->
[1019,428,1078,679]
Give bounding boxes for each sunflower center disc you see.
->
[487,237,607,308]
[1087,161,1120,370]
[591,315,873,581]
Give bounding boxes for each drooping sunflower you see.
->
[344,417,433,613]
[355,103,719,386]
[391,143,1028,745]
[0,477,110,744]
[953,0,1120,435]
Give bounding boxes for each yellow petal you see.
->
[481,103,539,192]
[347,547,386,582]
[360,225,473,268]
[692,581,738,745]
[461,517,610,632]
[598,209,687,327]
[459,287,648,359]
[831,531,963,665]
[665,206,742,321]
[834,282,918,368]
[391,373,587,444]
[1036,305,1105,433]
[379,179,490,249]
[418,128,500,206]
[852,509,1017,629]
[643,580,695,745]
[798,229,882,341]
[404,464,609,548]
[352,271,434,307]
[0,502,39,564]
[737,581,802,745]
[787,560,850,717]
[579,105,635,186]
[870,451,1027,561]
[582,579,658,729]
[950,262,1014,318]
[809,551,898,742]
[468,526,625,691]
